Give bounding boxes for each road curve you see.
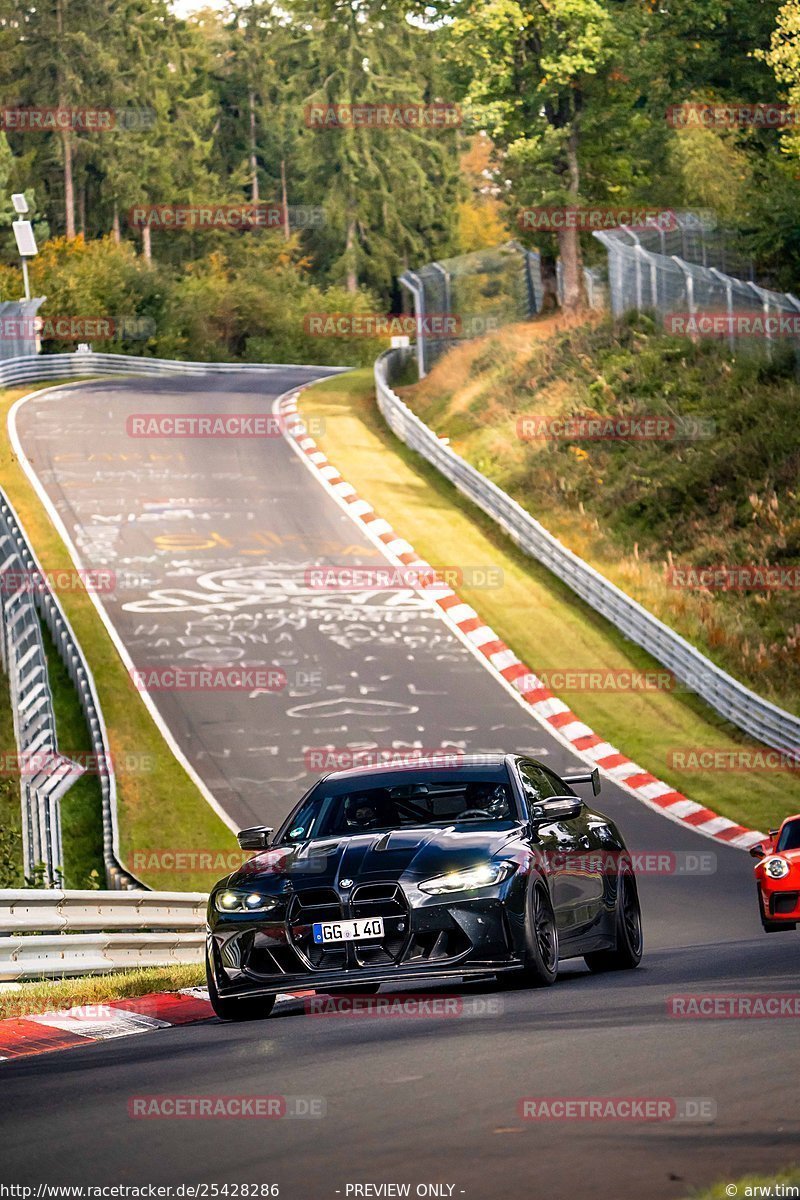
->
[4,370,799,1197]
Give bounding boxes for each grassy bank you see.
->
[41,618,105,888]
[0,964,205,1021]
[1,382,237,890]
[400,314,800,716]
[302,369,800,832]
[0,664,23,887]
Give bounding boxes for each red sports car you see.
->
[751,815,800,932]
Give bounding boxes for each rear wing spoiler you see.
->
[562,767,601,795]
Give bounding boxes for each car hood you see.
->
[226,823,524,889]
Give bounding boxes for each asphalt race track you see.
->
[3,370,799,1198]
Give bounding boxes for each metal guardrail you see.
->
[0,350,349,389]
[0,889,207,980]
[0,496,85,886]
[374,348,800,758]
[0,490,145,889]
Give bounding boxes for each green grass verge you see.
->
[303,369,800,832]
[0,663,24,886]
[688,1169,799,1199]
[0,963,204,1021]
[0,381,237,891]
[39,616,105,888]
[403,314,800,715]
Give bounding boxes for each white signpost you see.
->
[11,193,38,300]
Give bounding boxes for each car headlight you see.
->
[418,862,516,895]
[214,890,279,913]
[764,856,791,880]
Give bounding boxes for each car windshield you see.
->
[777,820,800,852]
[278,769,517,843]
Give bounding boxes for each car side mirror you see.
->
[237,825,274,851]
[530,796,583,823]
[749,843,767,859]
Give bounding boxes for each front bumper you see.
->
[208,880,524,999]
[759,884,800,921]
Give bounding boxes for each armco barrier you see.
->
[0,889,207,980]
[374,348,800,758]
[0,495,85,885]
[0,349,348,389]
[0,490,144,889]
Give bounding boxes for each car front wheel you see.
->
[513,878,559,988]
[206,949,276,1021]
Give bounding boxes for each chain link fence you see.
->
[400,242,543,377]
[594,213,800,363]
[0,298,45,360]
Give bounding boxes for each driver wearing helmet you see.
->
[463,781,511,819]
[343,789,395,830]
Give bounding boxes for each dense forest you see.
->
[0,0,798,361]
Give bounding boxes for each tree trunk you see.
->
[61,131,75,239]
[558,127,584,311]
[56,0,75,239]
[142,223,152,264]
[249,90,259,203]
[345,201,357,293]
[112,202,121,244]
[280,157,290,241]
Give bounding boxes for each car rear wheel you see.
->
[514,879,559,988]
[206,950,276,1021]
[584,870,643,972]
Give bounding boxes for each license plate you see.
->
[312,917,385,944]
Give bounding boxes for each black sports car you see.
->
[205,754,643,1020]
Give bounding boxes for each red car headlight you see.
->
[763,856,791,880]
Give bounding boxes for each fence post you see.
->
[399,270,427,379]
[747,282,772,363]
[671,257,695,338]
[709,268,736,354]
